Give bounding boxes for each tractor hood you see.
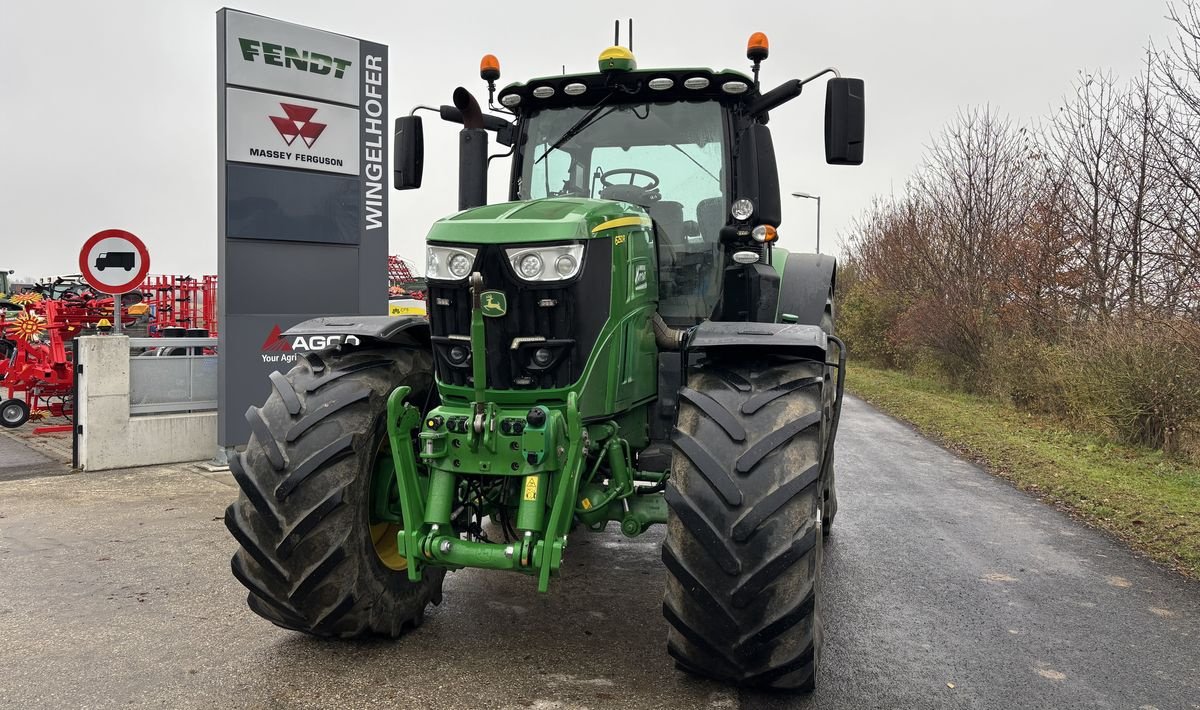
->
[425,198,650,244]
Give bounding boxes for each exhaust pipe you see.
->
[453,88,488,210]
[652,313,684,350]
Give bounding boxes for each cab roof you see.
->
[497,67,758,113]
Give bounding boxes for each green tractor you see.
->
[226,30,863,690]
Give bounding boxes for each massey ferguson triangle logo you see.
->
[270,103,326,148]
[262,325,293,352]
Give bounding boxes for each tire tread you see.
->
[665,357,826,690]
[226,346,442,639]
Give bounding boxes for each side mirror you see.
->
[393,115,424,190]
[824,78,864,165]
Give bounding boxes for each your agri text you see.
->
[260,327,361,364]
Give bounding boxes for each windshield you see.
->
[518,101,728,324]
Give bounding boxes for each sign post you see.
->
[79,229,152,333]
[216,9,388,450]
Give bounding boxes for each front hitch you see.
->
[468,272,489,440]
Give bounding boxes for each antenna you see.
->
[628,18,633,52]
[614,19,620,46]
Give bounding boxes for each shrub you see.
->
[1062,320,1200,455]
[837,276,909,368]
[984,334,1079,420]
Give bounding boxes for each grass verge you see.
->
[847,364,1200,578]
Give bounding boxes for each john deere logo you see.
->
[481,291,507,317]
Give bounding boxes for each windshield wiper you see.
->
[670,144,720,183]
[534,93,617,165]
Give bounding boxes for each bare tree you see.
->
[838,2,1200,451]
[1041,70,1142,319]
[1150,1,1200,315]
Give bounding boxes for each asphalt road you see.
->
[0,397,1197,709]
[0,431,64,482]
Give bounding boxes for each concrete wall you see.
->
[77,336,216,471]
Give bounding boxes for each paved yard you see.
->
[1,398,1197,709]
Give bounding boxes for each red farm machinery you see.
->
[0,275,218,429]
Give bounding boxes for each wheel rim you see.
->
[368,442,407,571]
[2,403,23,424]
[370,522,406,570]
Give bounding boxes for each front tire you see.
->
[225,344,444,637]
[664,357,827,690]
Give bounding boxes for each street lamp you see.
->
[791,192,822,253]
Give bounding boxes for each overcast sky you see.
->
[0,0,1176,279]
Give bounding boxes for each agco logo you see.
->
[261,325,293,353]
[270,103,326,148]
[261,325,360,363]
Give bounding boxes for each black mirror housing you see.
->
[825,78,865,165]
[393,115,424,190]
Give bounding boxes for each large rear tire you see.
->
[664,357,827,690]
[225,345,444,637]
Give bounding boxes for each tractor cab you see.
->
[506,67,736,324]
[394,36,864,326]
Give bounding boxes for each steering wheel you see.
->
[598,168,662,205]
[600,168,660,191]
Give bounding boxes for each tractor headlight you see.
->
[554,254,578,277]
[506,244,584,282]
[519,253,544,279]
[426,246,477,281]
[448,253,472,278]
[731,199,754,221]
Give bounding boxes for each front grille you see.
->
[428,241,612,390]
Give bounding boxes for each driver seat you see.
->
[646,201,684,250]
[647,200,685,272]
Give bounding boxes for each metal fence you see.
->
[128,337,217,415]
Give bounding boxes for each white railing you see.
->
[127,337,217,415]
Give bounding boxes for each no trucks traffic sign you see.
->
[79,229,151,295]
